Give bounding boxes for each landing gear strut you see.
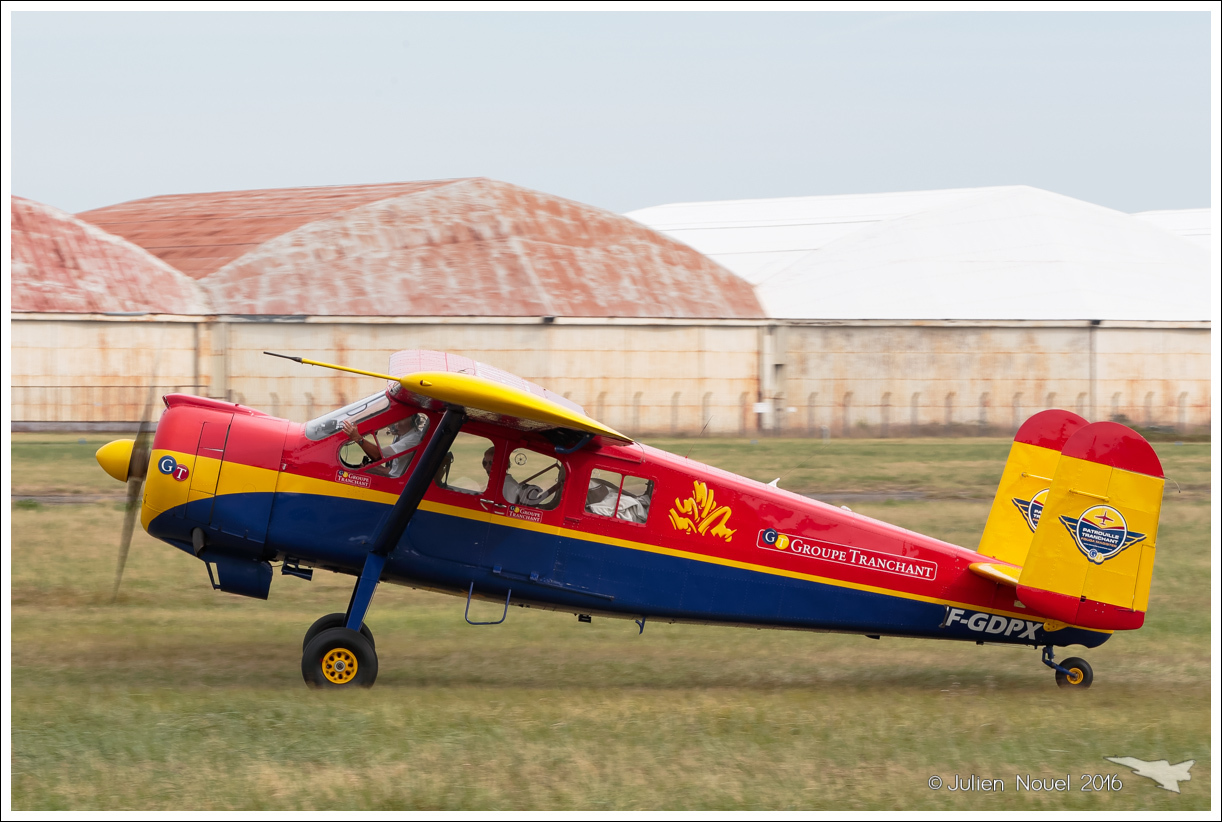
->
[1042,645,1093,689]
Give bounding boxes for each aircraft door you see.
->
[408,428,494,567]
[479,443,566,583]
[552,464,658,602]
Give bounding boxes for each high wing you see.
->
[265,350,631,443]
[394,371,630,442]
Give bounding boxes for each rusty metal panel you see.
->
[783,324,1211,435]
[221,321,760,436]
[11,314,1207,434]
[11,319,201,422]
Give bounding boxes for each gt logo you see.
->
[157,455,190,482]
[944,608,1039,640]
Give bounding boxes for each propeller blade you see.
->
[113,474,144,602]
[113,370,160,602]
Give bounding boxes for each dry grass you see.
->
[9,436,1212,810]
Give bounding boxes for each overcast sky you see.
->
[7,9,1215,215]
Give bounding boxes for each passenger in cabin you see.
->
[585,470,652,523]
[586,484,649,523]
[341,414,425,478]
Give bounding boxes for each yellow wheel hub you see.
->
[1066,667,1084,685]
[321,647,358,684]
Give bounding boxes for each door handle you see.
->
[480,499,508,513]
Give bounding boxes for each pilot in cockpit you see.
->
[342,415,424,478]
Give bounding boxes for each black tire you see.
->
[302,612,375,651]
[1055,656,1093,689]
[302,627,378,689]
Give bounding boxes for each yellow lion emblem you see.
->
[669,480,735,543]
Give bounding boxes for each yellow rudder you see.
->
[977,409,1087,567]
[1016,421,1164,631]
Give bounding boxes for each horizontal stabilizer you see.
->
[1015,421,1164,631]
[969,561,1021,587]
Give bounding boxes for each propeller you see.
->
[112,372,160,602]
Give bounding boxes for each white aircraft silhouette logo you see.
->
[1105,757,1195,793]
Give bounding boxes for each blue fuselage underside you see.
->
[150,492,1109,649]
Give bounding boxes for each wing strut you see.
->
[344,408,467,631]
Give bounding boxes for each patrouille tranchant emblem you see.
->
[669,481,736,542]
[1059,504,1146,565]
[1011,488,1050,532]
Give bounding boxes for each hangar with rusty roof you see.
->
[14,179,767,433]
[11,179,1211,435]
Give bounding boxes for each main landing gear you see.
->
[301,613,378,688]
[300,407,468,690]
[301,553,389,690]
[1042,645,1093,689]
[303,626,378,687]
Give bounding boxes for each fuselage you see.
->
[141,393,1108,649]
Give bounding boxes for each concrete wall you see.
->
[10,315,1210,435]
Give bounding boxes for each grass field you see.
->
[8,434,1212,810]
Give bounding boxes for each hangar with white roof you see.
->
[11,181,1212,435]
[627,185,1211,434]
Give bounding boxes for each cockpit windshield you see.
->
[304,391,391,441]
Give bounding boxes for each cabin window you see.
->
[585,468,654,524]
[434,432,494,495]
[338,413,429,478]
[305,391,391,441]
[502,447,565,509]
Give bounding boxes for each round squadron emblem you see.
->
[1058,504,1146,565]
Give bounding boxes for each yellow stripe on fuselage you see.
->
[274,470,400,505]
[216,460,280,497]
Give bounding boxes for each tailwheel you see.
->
[302,612,375,651]
[1055,656,1093,689]
[302,627,378,688]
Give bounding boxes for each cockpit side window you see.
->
[338,412,430,478]
[305,392,391,441]
[433,432,494,495]
[503,447,565,509]
[585,468,653,524]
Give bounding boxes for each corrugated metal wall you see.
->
[12,319,203,423]
[776,322,1211,436]
[217,320,761,435]
[10,316,1210,435]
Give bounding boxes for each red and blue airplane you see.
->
[95,350,1166,689]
